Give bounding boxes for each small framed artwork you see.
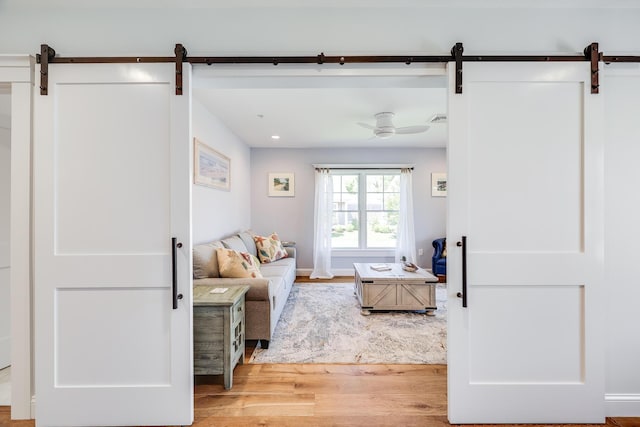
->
[194,138,230,191]
[431,173,447,197]
[268,172,295,197]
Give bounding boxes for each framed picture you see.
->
[194,138,230,191]
[268,172,295,197]
[431,172,447,197]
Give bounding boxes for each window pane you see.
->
[367,175,383,192]
[366,193,383,210]
[384,175,400,192]
[384,193,400,211]
[327,172,401,250]
[343,193,358,210]
[342,175,358,193]
[332,212,359,248]
[366,212,397,248]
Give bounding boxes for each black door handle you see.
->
[171,237,183,310]
[456,236,468,308]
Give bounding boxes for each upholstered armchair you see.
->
[432,238,447,277]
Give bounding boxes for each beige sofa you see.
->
[192,230,296,348]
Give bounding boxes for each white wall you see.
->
[0,3,639,56]
[192,98,251,243]
[0,93,10,369]
[250,147,446,271]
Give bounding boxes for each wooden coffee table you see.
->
[354,263,439,315]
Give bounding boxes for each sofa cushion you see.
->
[259,263,292,279]
[221,235,248,253]
[192,241,225,279]
[216,248,263,279]
[254,232,289,263]
[238,230,258,257]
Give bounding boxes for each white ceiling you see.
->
[192,65,448,148]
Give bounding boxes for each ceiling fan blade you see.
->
[357,122,377,130]
[395,125,430,134]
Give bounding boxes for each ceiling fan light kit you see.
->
[358,111,430,139]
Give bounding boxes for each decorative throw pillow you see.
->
[442,240,447,258]
[249,253,261,269]
[216,248,263,279]
[254,232,289,263]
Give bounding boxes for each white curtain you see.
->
[395,168,417,264]
[310,168,334,279]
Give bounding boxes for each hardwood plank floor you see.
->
[191,363,639,427]
[2,365,640,426]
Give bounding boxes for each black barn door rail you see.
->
[36,41,639,96]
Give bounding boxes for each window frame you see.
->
[331,169,401,253]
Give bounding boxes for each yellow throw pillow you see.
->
[254,232,289,263]
[216,248,263,279]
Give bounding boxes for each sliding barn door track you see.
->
[36,42,640,96]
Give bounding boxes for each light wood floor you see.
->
[2,365,640,427]
[191,363,640,427]
[2,278,639,426]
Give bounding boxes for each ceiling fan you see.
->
[357,112,430,139]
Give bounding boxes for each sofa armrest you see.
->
[285,246,296,259]
[194,277,271,301]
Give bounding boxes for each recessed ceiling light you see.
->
[271,135,280,140]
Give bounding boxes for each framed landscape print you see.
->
[194,138,230,191]
[268,172,295,197]
[431,172,447,197]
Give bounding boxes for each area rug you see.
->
[249,282,447,364]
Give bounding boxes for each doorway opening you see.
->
[190,63,449,366]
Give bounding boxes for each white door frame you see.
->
[601,63,640,416]
[0,54,34,419]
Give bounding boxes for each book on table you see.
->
[370,263,392,271]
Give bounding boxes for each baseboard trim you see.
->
[605,393,640,416]
[296,268,355,277]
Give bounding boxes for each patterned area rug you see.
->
[249,282,447,364]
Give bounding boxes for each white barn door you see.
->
[34,63,193,426]
[447,62,604,423]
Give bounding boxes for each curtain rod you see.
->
[313,164,414,170]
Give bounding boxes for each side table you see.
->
[193,284,249,389]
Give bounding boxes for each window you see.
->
[332,171,400,249]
